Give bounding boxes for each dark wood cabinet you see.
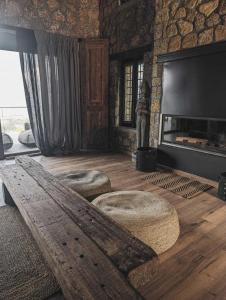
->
[80,39,109,150]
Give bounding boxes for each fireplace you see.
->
[161,116,226,156]
[157,41,226,180]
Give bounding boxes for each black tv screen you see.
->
[161,50,226,119]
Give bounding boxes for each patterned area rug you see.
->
[0,206,60,300]
[145,170,213,199]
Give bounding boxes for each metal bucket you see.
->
[136,147,157,172]
[218,172,226,201]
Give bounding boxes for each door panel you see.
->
[81,39,109,150]
[86,111,108,149]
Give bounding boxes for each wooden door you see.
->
[81,39,109,150]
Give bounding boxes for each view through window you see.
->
[0,50,38,156]
[120,60,144,128]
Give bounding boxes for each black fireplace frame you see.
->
[158,142,226,181]
[157,41,226,181]
[160,114,226,158]
[157,40,226,64]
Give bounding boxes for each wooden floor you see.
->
[20,153,226,299]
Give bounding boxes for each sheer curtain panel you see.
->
[20,31,82,155]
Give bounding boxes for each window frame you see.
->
[120,58,144,128]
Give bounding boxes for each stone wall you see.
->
[0,0,99,37]
[100,0,155,154]
[150,0,226,147]
[100,0,155,54]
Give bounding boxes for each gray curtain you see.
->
[20,31,82,156]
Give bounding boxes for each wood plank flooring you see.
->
[3,153,226,299]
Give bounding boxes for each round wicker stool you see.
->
[92,191,180,254]
[18,130,36,148]
[2,133,13,150]
[56,170,111,200]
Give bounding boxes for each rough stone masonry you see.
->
[150,0,226,148]
[0,0,99,37]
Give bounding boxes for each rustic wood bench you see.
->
[0,156,158,300]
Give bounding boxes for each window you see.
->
[120,60,144,128]
[0,50,39,158]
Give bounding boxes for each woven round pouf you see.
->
[92,191,180,254]
[2,133,13,150]
[56,170,111,200]
[18,130,36,148]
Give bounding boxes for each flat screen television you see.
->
[160,45,226,119]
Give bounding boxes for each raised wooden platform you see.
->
[0,156,157,300]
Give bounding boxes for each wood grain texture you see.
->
[0,155,158,300]
[31,153,225,300]
[80,39,109,150]
[16,156,157,277]
[1,164,143,300]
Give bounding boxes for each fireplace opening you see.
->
[161,115,226,156]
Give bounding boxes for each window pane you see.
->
[137,62,144,100]
[123,64,133,122]
[121,60,144,127]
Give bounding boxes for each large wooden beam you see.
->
[16,156,158,279]
[0,155,158,299]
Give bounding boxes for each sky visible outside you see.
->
[0,50,26,108]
